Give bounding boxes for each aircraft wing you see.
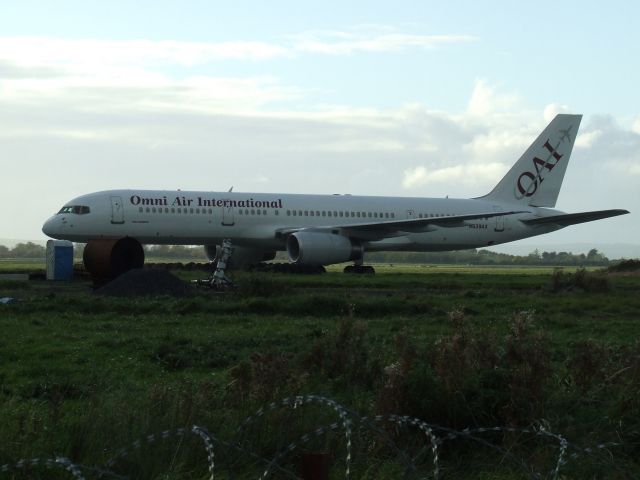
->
[277,210,528,240]
[520,209,629,227]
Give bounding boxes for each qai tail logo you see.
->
[515,126,573,199]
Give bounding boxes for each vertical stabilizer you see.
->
[481,114,582,207]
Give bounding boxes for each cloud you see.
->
[403,162,508,189]
[0,37,288,66]
[0,30,477,114]
[543,103,571,122]
[575,129,602,148]
[1,44,638,245]
[467,79,520,116]
[0,28,477,73]
[294,32,477,55]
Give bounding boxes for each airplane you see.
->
[42,114,629,279]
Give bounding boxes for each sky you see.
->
[1,0,638,251]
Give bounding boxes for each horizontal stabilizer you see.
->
[521,209,629,227]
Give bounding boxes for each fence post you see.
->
[301,452,330,480]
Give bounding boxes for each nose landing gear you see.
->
[194,239,236,289]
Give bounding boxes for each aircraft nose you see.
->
[42,216,57,237]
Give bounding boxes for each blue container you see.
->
[46,240,74,281]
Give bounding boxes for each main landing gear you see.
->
[343,264,375,274]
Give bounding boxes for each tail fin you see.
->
[481,114,582,207]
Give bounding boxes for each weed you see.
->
[568,339,608,394]
[549,267,610,293]
[502,311,551,425]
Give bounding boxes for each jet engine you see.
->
[204,244,276,269]
[286,232,362,266]
[83,237,145,281]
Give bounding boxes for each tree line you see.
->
[366,247,612,266]
[1,242,616,266]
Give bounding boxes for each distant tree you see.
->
[144,244,205,259]
[529,249,541,260]
[0,245,9,258]
[586,248,607,264]
[10,242,46,258]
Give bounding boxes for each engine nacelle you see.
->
[204,244,276,269]
[83,237,145,281]
[287,232,362,266]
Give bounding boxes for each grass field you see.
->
[1,262,639,478]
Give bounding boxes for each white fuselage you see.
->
[42,189,561,252]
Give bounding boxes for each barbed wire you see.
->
[0,394,634,479]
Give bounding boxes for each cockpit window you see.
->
[58,205,90,215]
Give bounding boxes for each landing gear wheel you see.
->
[344,265,375,274]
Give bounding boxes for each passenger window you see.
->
[304,211,308,216]
[257,209,261,215]
[298,210,303,216]
[374,212,378,218]
[316,211,320,216]
[391,213,395,218]
[322,211,326,216]
[368,212,372,217]
[293,210,297,216]
[328,211,332,217]
[139,207,143,213]
[263,209,267,215]
[287,210,291,216]
[189,208,194,214]
[333,211,337,217]
[356,212,360,217]
[310,211,315,217]
[251,209,256,215]
[385,213,389,218]
[275,210,279,216]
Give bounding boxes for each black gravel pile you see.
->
[95,269,193,297]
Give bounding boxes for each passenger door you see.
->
[110,196,125,224]
[222,201,234,226]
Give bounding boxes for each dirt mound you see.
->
[96,269,193,297]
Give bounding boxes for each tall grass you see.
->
[1,268,639,477]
